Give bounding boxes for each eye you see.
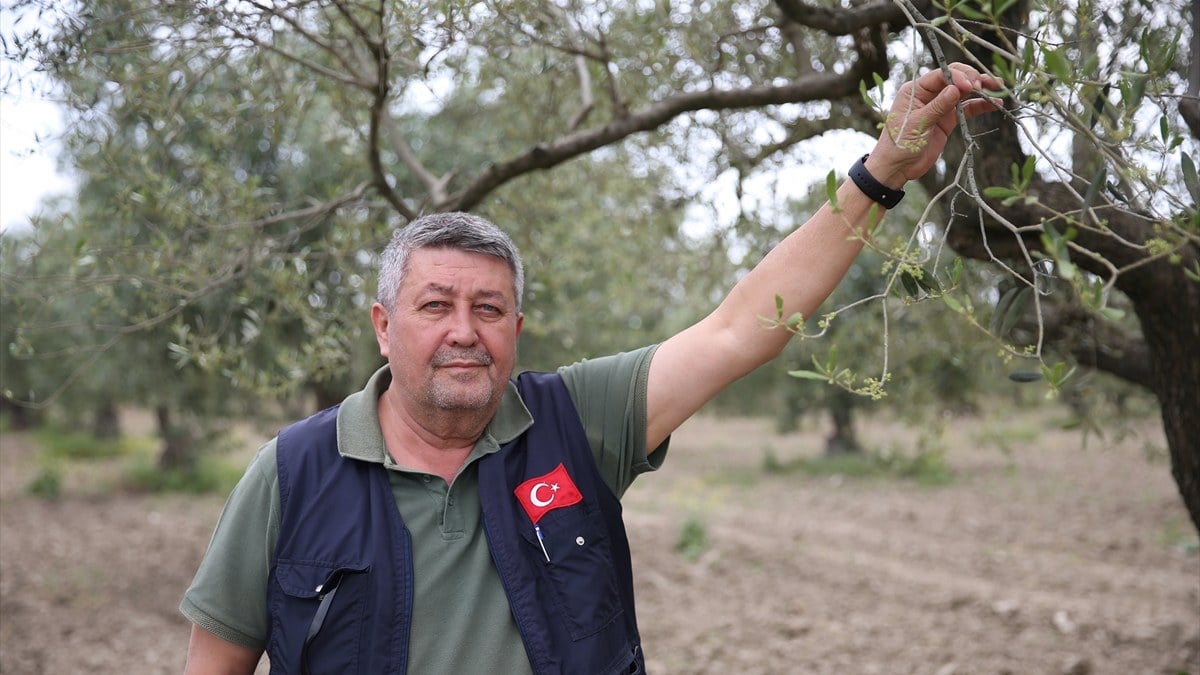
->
[476,303,502,316]
[422,300,449,311]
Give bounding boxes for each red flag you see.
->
[514,463,583,524]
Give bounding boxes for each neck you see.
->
[376,387,495,483]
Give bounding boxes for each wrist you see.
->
[861,153,908,190]
[849,154,906,209]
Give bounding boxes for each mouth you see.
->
[438,362,487,370]
[432,350,493,370]
[434,362,490,385]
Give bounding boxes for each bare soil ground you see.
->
[1,410,1197,674]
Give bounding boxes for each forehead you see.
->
[401,247,516,297]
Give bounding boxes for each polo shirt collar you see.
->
[336,365,533,464]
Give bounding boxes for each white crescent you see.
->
[529,482,554,507]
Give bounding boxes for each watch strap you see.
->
[849,154,905,209]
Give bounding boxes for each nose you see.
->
[445,305,480,346]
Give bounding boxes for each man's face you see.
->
[372,247,523,417]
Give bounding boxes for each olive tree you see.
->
[3,0,1196,529]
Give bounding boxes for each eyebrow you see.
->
[419,283,509,303]
[422,283,455,296]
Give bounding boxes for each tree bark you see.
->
[0,396,41,430]
[825,390,862,456]
[1135,276,1200,533]
[156,405,199,472]
[91,401,121,440]
[1180,0,1200,137]
[311,381,345,412]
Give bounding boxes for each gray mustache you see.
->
[431,349,493,367]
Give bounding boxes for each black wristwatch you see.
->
[849,154,905,209]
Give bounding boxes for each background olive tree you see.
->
[2,0,1196,530]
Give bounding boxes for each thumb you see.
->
[925,84,964,120]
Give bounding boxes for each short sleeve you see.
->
[558,344,668,498]
[179,439,281,650]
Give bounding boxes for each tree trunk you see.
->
[825,390,862,456]
[311,381,345,412]
[1136,281,1200,533]
[156,405,199,472]
[91,401,121,440]
[0,395,41,430]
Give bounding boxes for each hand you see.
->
[865,63,1004,188]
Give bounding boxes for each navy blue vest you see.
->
[267,371,645,675]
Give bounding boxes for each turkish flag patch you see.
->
[514,463,583,524]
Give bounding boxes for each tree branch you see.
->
[330,0,381,50]
[243,0,366,79]
[445,63,877,212]
[379,111,451,206]
[775,0,932,34]
[596,34,629,118]
[359,0,414,220]
[221,2,374,90]
[1012,300,1157,393]
[542,1,595,131]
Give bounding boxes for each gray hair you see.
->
[377,212,524,312]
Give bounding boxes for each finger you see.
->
[925,83,965,121]
[910,68,956,102]
[909,65,985,107]
[945,62,1004,94]
[960,96,1004,119]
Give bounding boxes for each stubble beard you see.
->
[425,347,504,411]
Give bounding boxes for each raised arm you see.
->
[645,63,1002,450]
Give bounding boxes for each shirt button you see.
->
[422,475,432,483]
[575,536,585,546]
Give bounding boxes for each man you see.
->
[182,63,1001,674]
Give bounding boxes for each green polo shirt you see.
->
[180,345,665,673]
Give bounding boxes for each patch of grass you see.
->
[1142,440,1171,465]
[1159,517,1200,555]
[970,419,1042,455]
[768,447,953,487]
[26,426,152,499]
[675,515,709,562]
[762,417,953,486]
[890,448,954,487]
[122,452,244,495]
[701,468,759,488]
[24,424,242,497]
[796,452,884,479]
[26,463,63,499]
[32,427,127,460]
[762,449,784,473]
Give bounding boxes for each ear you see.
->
[514,312,524,338]
[370,303,391,358]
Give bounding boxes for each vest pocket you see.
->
[526,508,623,640]
[271,560,369,675]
